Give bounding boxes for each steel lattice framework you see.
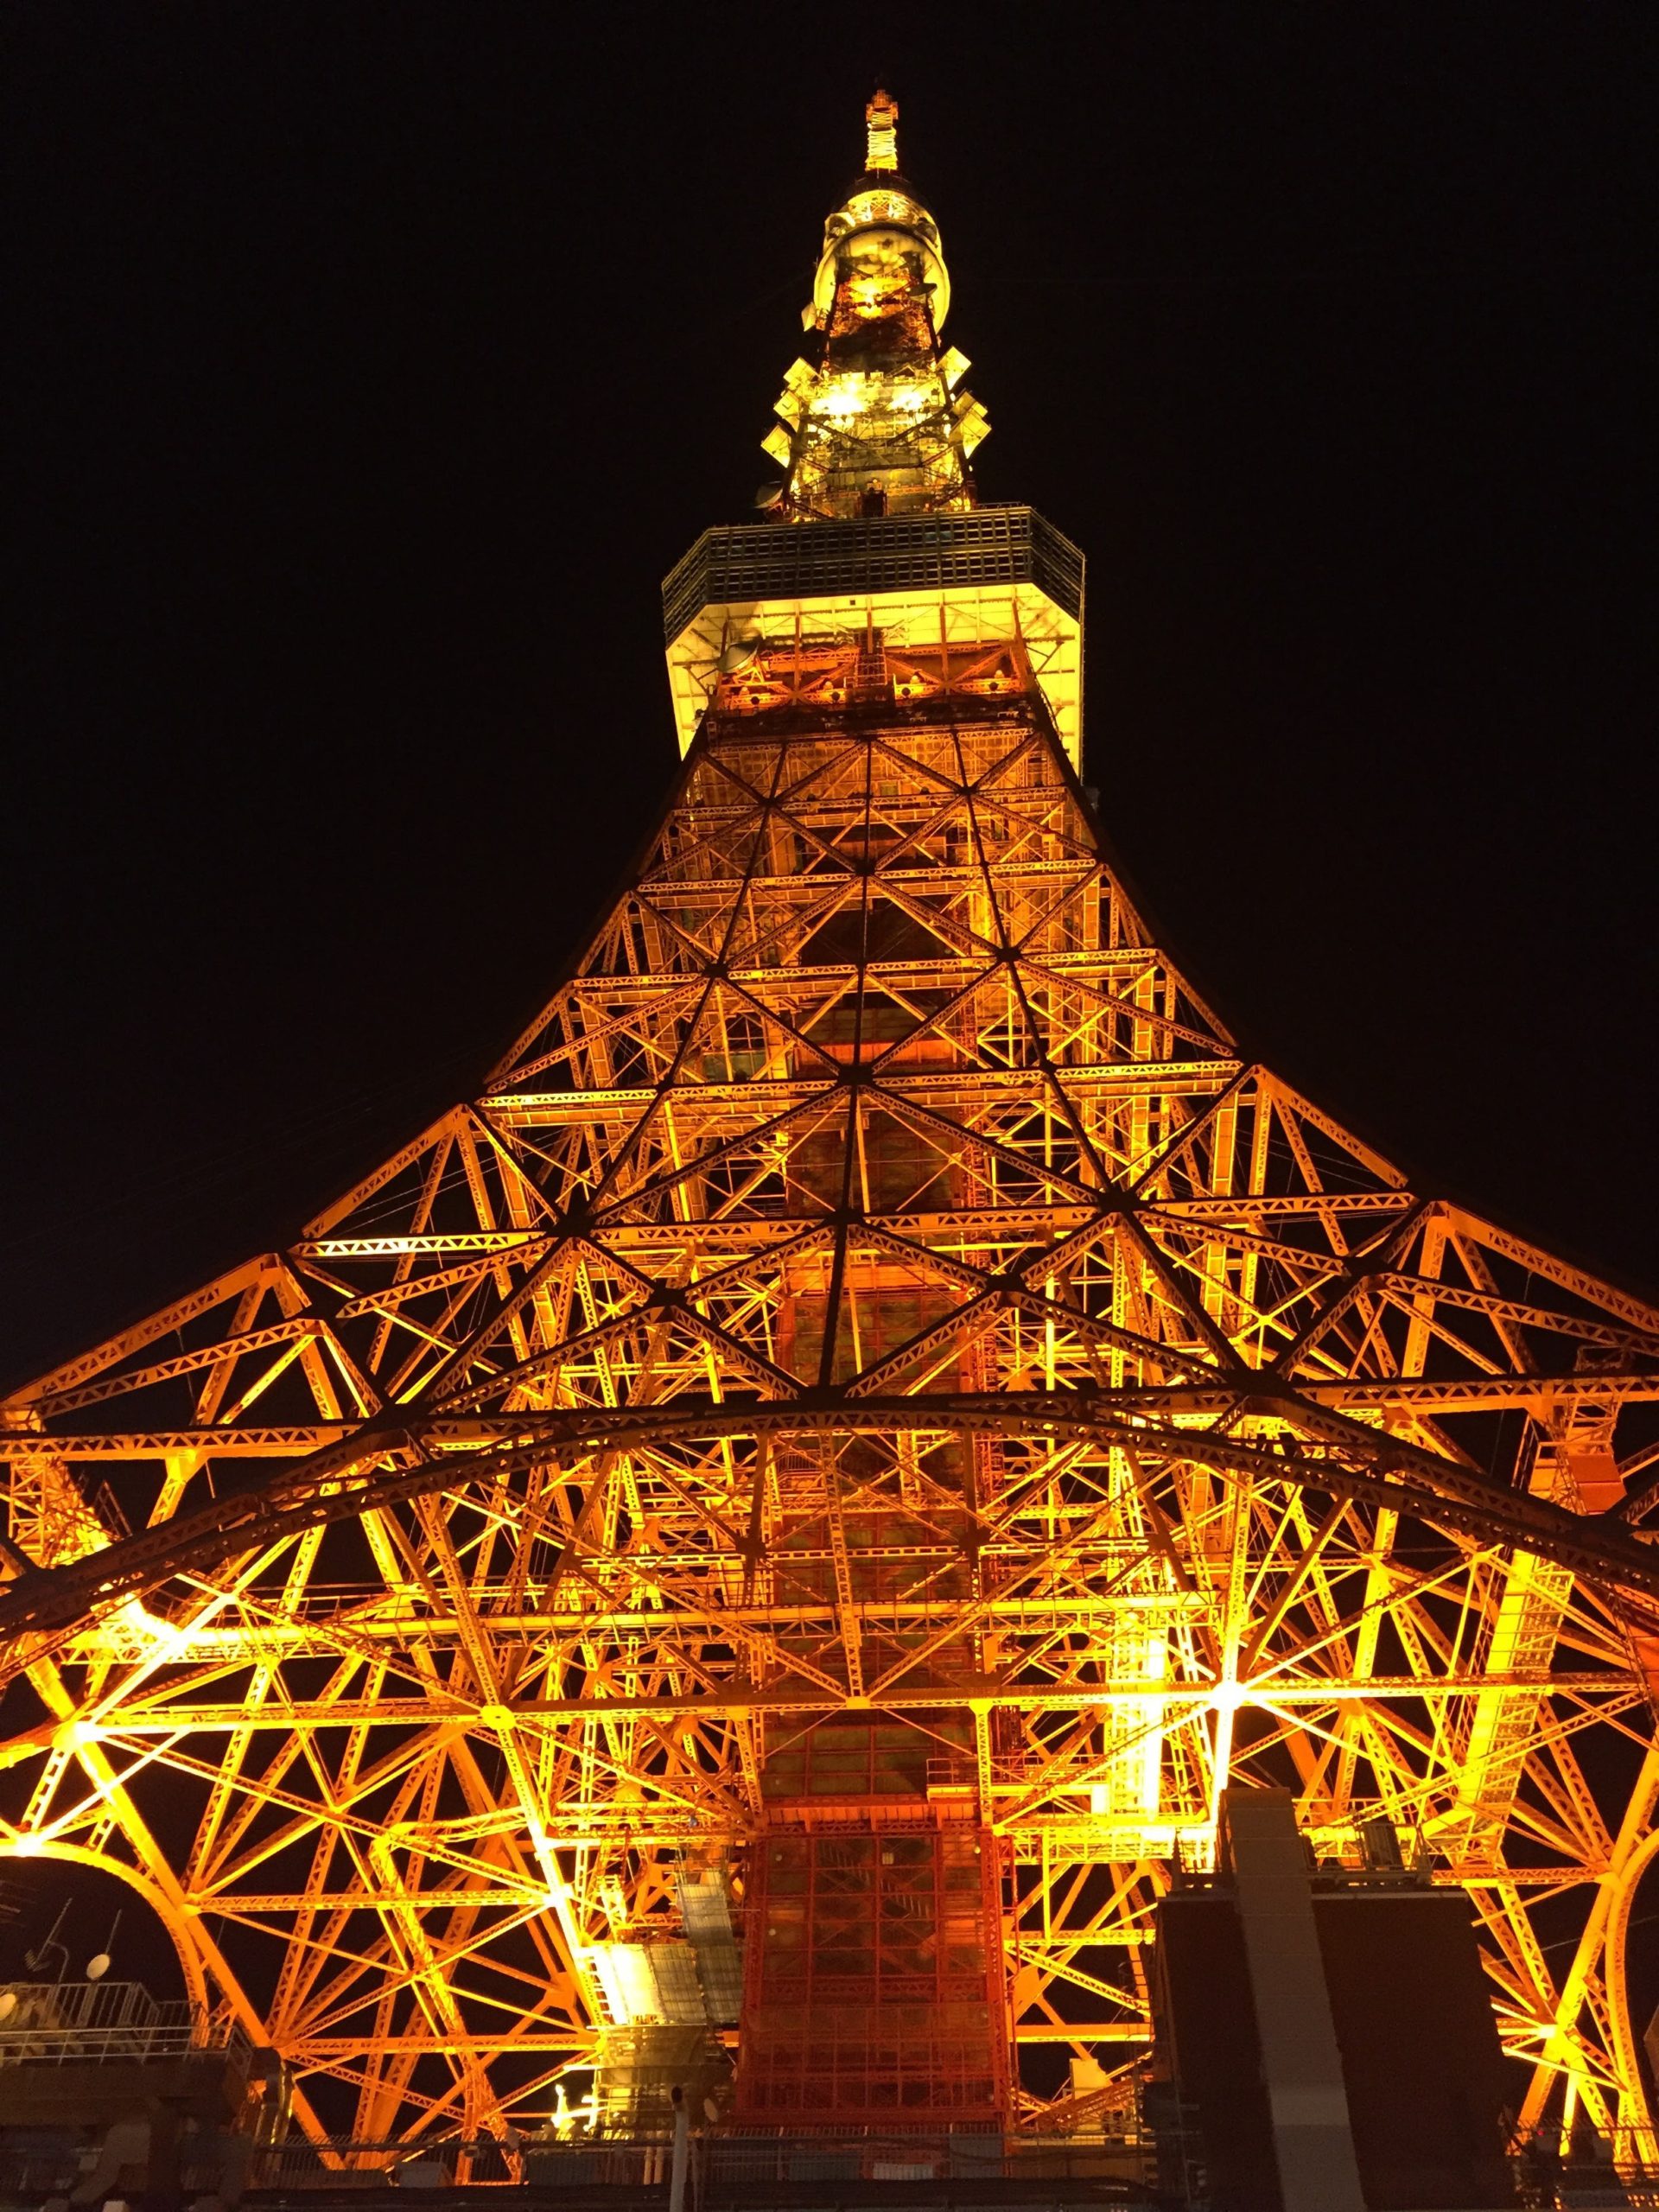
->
[4,88,1659,2156]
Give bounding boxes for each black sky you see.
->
[5,5,1656,1389]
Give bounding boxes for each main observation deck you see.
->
[662,504,1085,765]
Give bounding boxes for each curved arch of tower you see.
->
[4,91,1659,2160]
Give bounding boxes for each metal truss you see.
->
[5,85,1658,2154]
[4,649,1657,2146]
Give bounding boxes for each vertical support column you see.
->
[669,2084,690,2212]
[1224,1788,1364,2212]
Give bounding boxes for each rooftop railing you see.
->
[0,1978,246,2067]
[663,505,1084,645]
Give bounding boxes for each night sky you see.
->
[6,8,1656,1392]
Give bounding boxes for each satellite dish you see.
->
[716,639,761,676]
[0,1990,16,2020]
[702,2097,720,2125]
[85,1954,111,1982]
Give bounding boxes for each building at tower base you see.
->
[1153,1791,1516,2211]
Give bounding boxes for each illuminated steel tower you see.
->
[5,92,1659,2155]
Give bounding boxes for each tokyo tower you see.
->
[4,88,1659,2160]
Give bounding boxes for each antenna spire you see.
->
[864,88,899,174]
[755,92,985,521]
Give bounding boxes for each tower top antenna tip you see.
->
[864,87,899,175]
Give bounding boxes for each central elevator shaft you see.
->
[739,1811,1006,2123]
